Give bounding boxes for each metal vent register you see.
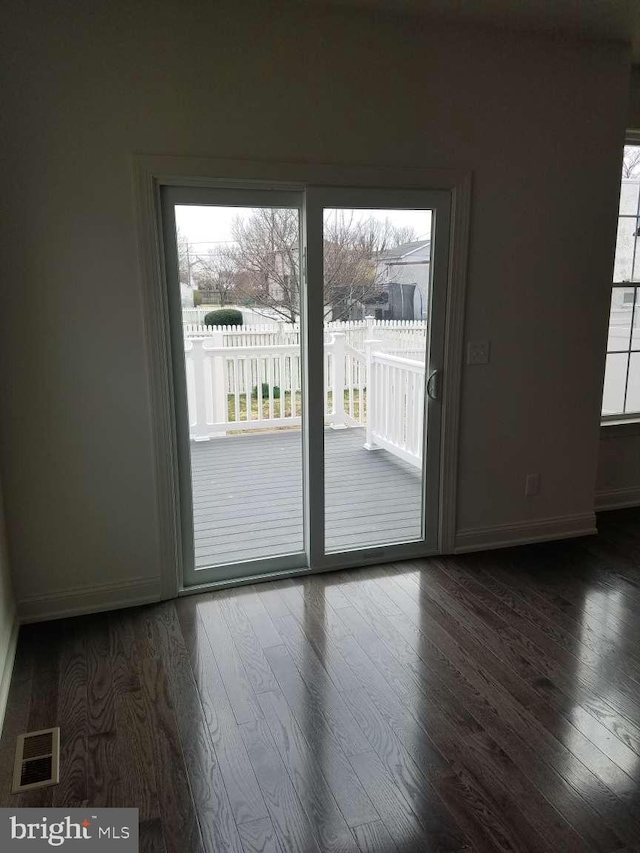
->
[12,727,60,793]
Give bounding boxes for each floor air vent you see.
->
[12,727,60,793]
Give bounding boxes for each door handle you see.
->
[426,368,440,401]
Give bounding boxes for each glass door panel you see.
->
[321,208,433,553]
[162,189,307,585]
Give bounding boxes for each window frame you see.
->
[602,130,640,425]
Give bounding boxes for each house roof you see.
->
[378,239,431,261]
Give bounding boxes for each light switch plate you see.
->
[467,340,490,365]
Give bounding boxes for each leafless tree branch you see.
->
[623,146,640,178]
[211,209,420,322]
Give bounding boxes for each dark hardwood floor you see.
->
[2,508,640,852]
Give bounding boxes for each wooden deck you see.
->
[190,427,422,567]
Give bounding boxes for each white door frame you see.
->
[133,155,471,598]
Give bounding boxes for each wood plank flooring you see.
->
[3,508,640,851]
[191,428,422,567]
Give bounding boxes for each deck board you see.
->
[190,427,422,567]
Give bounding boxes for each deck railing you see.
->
[364,346,425,468]
[184,321,426,467]
[185,334,368,436]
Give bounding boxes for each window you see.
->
[602,142,640,419]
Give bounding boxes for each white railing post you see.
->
[330,332,347,429]
[189,339,209,440]
[364,337,383,451]
[365,315,375,340]
[209,330,227,436]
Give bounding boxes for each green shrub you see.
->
[193,290,203,306]
[204,308,243,327]
[252,383,281,400]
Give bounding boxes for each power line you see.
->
[186,240,235,245]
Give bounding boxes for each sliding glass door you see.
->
[305,187,448,569]
[162,187,308,586]
[161,184,450,587]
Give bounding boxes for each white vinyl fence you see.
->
[183,317,427,352]
[184,319,427,468]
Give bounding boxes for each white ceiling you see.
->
[304,0,640,62]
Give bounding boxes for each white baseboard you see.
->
[454,512,597,554]
[17,577,161,624]
[595,487,640,512]
[0,610,19,737]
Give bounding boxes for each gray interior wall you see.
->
[0,0,630,609]
[628,65,640,129]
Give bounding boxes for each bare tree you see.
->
[622,146,640,178]
[227,209,300,322]
[323,213,419,320]
[192,246,239,306]
[228,209,419,322]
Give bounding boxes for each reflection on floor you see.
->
[2,508,640,852]
[191,427,422,567]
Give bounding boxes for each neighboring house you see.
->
[180,283,196,308]
[258,248,298,308]
[375,240,431,320]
